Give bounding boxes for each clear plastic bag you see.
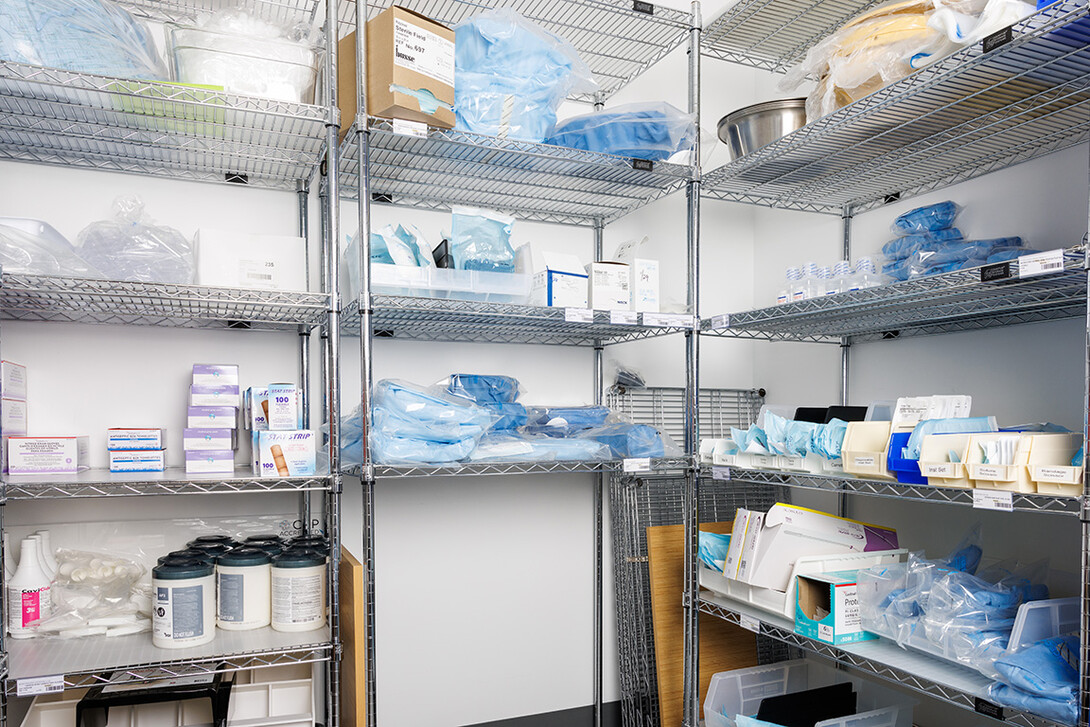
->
[447,374,521,403]
[469,432,610,461]
[546,102,696,161]
[881,227,964,260]
[372,379,496,443]
[905,238,1025,278]
[454,8,598,142]
[33,548,151,639]
[450,207,516,272]
[581,422,672,458]
[892,200,962,234]
[0,219,103,278]
[523,406,612,437]
[369,224,435,267]
[0,0,168,80]
[76,196,194,284]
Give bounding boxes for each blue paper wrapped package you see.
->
[0,0,168,80]
[450,207,516,272]
[891,201,962,235]
[583,423,665,458]
[988,635,1079,725]
[524,406,611,437]
[698,531,731,570]
[446,374,527,431]
[469,433,609,461]
[454,9,597,142]
[369,224,435,267]
[881,228,965,261]
[902,416,998,460]
[546,102,696,161]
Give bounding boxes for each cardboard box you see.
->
[586,261,631,311]
[518,246,588,307]
[9,436,90,475]
[254,430,316,477]
[187,406,237,429]
[1,398,27,474]
[337,6,455,140]
[795,570,877,645]
[107,428,165,451]
[194,230,307,291]
[244,386,269,431]
[738,504,898,592]
[267,383,302,431]
[185,450,235,475]
[630,258,660,313]
[2,361,27,401]
[190,385,240,407]
[109,449,166,473]
[192,364,239,387]
[184,428,237,451]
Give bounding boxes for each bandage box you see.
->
[187,406,237,429]
[191,364,239,387]
[244,387,268,430]
[2,361,27,401]
[185,450,235,475]
[337,7,455,140]
[109,449,166,473]
[586,261,631,311]
[9,436,90,475]
[107,428,166,451]
[194,230,307,291]
[795,570,876,645]
[254,430,316,478]
[184,428,237,451]
[519,247,588,308]
[190,385,240,407]
[267,383,302,431]
[629,258,660,313]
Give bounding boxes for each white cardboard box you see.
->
[2,398,27,474]
[517,245,588,308]
[185,449,235,474]
[629,258,660,313]
[194,229,307,291]
[107,428,165,451]
[184,428,237,451]
[586,261,631,311]
[254,430,316,477]
[9,436,90,475]
[2,361,27,401]
[109,449,167,473]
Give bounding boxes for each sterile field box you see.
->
[1026,433,1085,497]
[841,421,897,481]
[918,433,974,489]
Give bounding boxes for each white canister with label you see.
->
[152,559,215,648]
[216,547,271,630]
[271,549,326,632]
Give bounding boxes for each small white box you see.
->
[184,428,237,451]
[109,449,166,473]
[586,261,631,311]
[195,229,308,291]
[3,398,27,437]
[191,364,239,387]
[190,385,241,407]
[267,383,302,431]
[107,428,165,451]
[629,258,660,313]
[9,436,90,475]
[244,386,269,430]
[185,449,235,474]
[517,246,589,308]
[187,406,237,429]
[254,430,316,477]
[2,361,27,401]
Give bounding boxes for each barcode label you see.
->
[564,307,594,323]
[610,310,638,325]
[246,273,273,280]
[623,457,652,473]
[17,676,64,696]
[1019,249,1065,278]
[392,119,428,138]
[709,314,730,330]
[643,313,694,328]
[973,489,1013,512]
[739,615,760,633]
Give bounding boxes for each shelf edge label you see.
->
[982,25,1012,53]
[980,261,1011,282]
[643,312,695,329]
[1018,249,1065,279]
[973,489,1013,512]
[392,119,428,138]
[709,313,730,330]
[17,675,64,697]
[610,310,638,326]
[632,158,654,171]
[974,697,1004,719]
[632,0,655,14]
[623,457,652,473]
[739,614,761,633]
[565,307,595,323]
[711,466,731,481]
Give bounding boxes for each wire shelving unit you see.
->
[4,468,333,500]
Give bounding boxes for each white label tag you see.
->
[642,312,693,329]
[709,314,730,330]
[711,466,730,481]
[739,615,760,633]
[1018,249,1065,279]
[392,118,428,138]
[392,17,455,87]
[564,307,594,323]
[975,465,1005,480]
[623,457,651,473]
[923,463,956,478]
[238,259,277,289]
[17,675,64,697]
[853,456,875,467]
[1035,466,1073,483]
[610,310,638,325]
[973,489,1013,512]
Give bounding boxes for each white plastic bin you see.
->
[1007,597,1080,653]
[371,264,531,303]
[965,433,1076,493]
[704,659,915,727]
[779,452,826,473]
[918,433,973,489]
[842,422,895,480]
[1026,434,1084,497]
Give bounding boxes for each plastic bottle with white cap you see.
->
[7,537,52,638]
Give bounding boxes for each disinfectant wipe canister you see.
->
[271,548,326,632]
[216,547,271,630]
[152,559,215,648]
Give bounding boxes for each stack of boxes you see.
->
[185,365,240,475]
[107,428,166,473]
[244,384,316,477]
[1,361,27,474]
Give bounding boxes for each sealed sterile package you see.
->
[582,422,667,458]
[468,433,610,462]
[546,102,697,161]
[881,227,964,260]
[892,200,962,234]
[76,196,194,284]
[450,207,517,272]
[370,224,435,267]
[371,429,478,464]
[523,406,612,437]
[988,681,1076,726]
[0,219,103,278]
[33,548,151,639]
[0,0,168,80]
[698,531,732,571]
[447,374,521,404]
[994,635,1079,701]
[372,379,496,443]
[454,8,597,141]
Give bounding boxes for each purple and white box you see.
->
[190,385,241,407]
[187,406,237,429]
[185,449,235,475]
[107,428,166,451]
[184,428,237,451]
[9,436,90,474]
[191,364,239,387]
[110,449,166,473]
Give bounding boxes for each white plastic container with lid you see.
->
[152,559,215,649]
[271,549,326,632]
[217,546,271,630]
[7,537,52,638]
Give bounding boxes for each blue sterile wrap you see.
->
[698,531,731,570]
[988,682,1076,725]
[448,374,521,403]
[1072,446,1084,467]
[450,207,516,272]
[731,425,769,453]
[891,201,961,235]
[903,416,998,460]
[546,102,696,161]
[524,406,611,437]
[371,432,478,463]
[583,423,664,458]
[995,635,1079,701]
[370,224,435,267]
[813,418,848,460]
[469,433,610,461]
[372,379,495,442]
[882,228,965,260]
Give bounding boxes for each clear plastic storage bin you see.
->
[372,264,531,303]
[918,433,974,489]
[1007,597,1080,653]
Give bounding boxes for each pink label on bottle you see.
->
[21,589,40,627]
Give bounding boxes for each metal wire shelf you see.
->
[0,274,331,331]
[701,1,1090,213]
[343,457,692,479]
[341,296,693,344]
[3,468,333,500]
[705,466,1081,515]
[334,0,692,102]
[0,63,328,189]
[696,593,1063,727]
[700,245,1086,343]
[5,628,332,694]
[338,119,693,225]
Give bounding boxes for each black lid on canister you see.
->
[272,548,326,569]
[218,547,272,567]
[153,558,214,580]
[245,534,284,544]
[185,542,233,559]
[289,536,329,553]
[190,534,238,546]
[158,548,214,565]
[248,541,285,556]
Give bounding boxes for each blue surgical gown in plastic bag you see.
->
[524,406,611,437]
[583,423,664,458]
[546,102,695,161]
[891,201,961,235]
[373,379,495,442]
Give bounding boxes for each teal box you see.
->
[795,570,878,645]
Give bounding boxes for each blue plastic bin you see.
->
[886,432,928,484]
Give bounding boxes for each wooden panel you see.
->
[647,522,759,727]
[340,547,366,727]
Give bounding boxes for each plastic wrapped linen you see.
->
[546,102,696,161]
[76,196,193,284]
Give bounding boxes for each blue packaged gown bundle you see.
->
[583,423,664,458]
[450,207,516,272]
[546,102,696,161]
[367,380,495,464]
[447,374,526,431]
[892,201,961,235]
[524,406,611,437]
[469,433,609,462]
[988,635,1079,725]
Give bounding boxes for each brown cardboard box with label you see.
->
[337,6,455,139]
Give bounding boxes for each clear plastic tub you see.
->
[372,264,531,303]
[1007,597,1080,653]
[842,421,896,480]
[704,659,915,727]
[918,433,973,489]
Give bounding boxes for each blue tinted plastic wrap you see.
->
[583,423,664,458]
[698,532,731,570]
[524,406,611,437]
[371,431,478,463]
[903,416,998,460]
[988,683,1076,725]
[882,228,965,260]
[373,379,495,443]
[813,419,848,460]
[546,102,695,161]
[469,433,610,461]
[994,635,1079,700]
[891,201,961,235]
[450,207,516,272]
[447,374,521,403]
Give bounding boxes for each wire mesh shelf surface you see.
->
[339,120,692,225]
[0,274,331,331]
[334,0,692,102]
[0,63,328,189]
[701,1,1090,213]
[343,457,692,479]
[701,245,1086,343]
[342,296,693,344]
[3,468,333,500]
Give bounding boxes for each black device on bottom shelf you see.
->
[76,666,232,727]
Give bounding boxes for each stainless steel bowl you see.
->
[717,98,807,161]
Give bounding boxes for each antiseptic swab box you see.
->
[9,436,90,475]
